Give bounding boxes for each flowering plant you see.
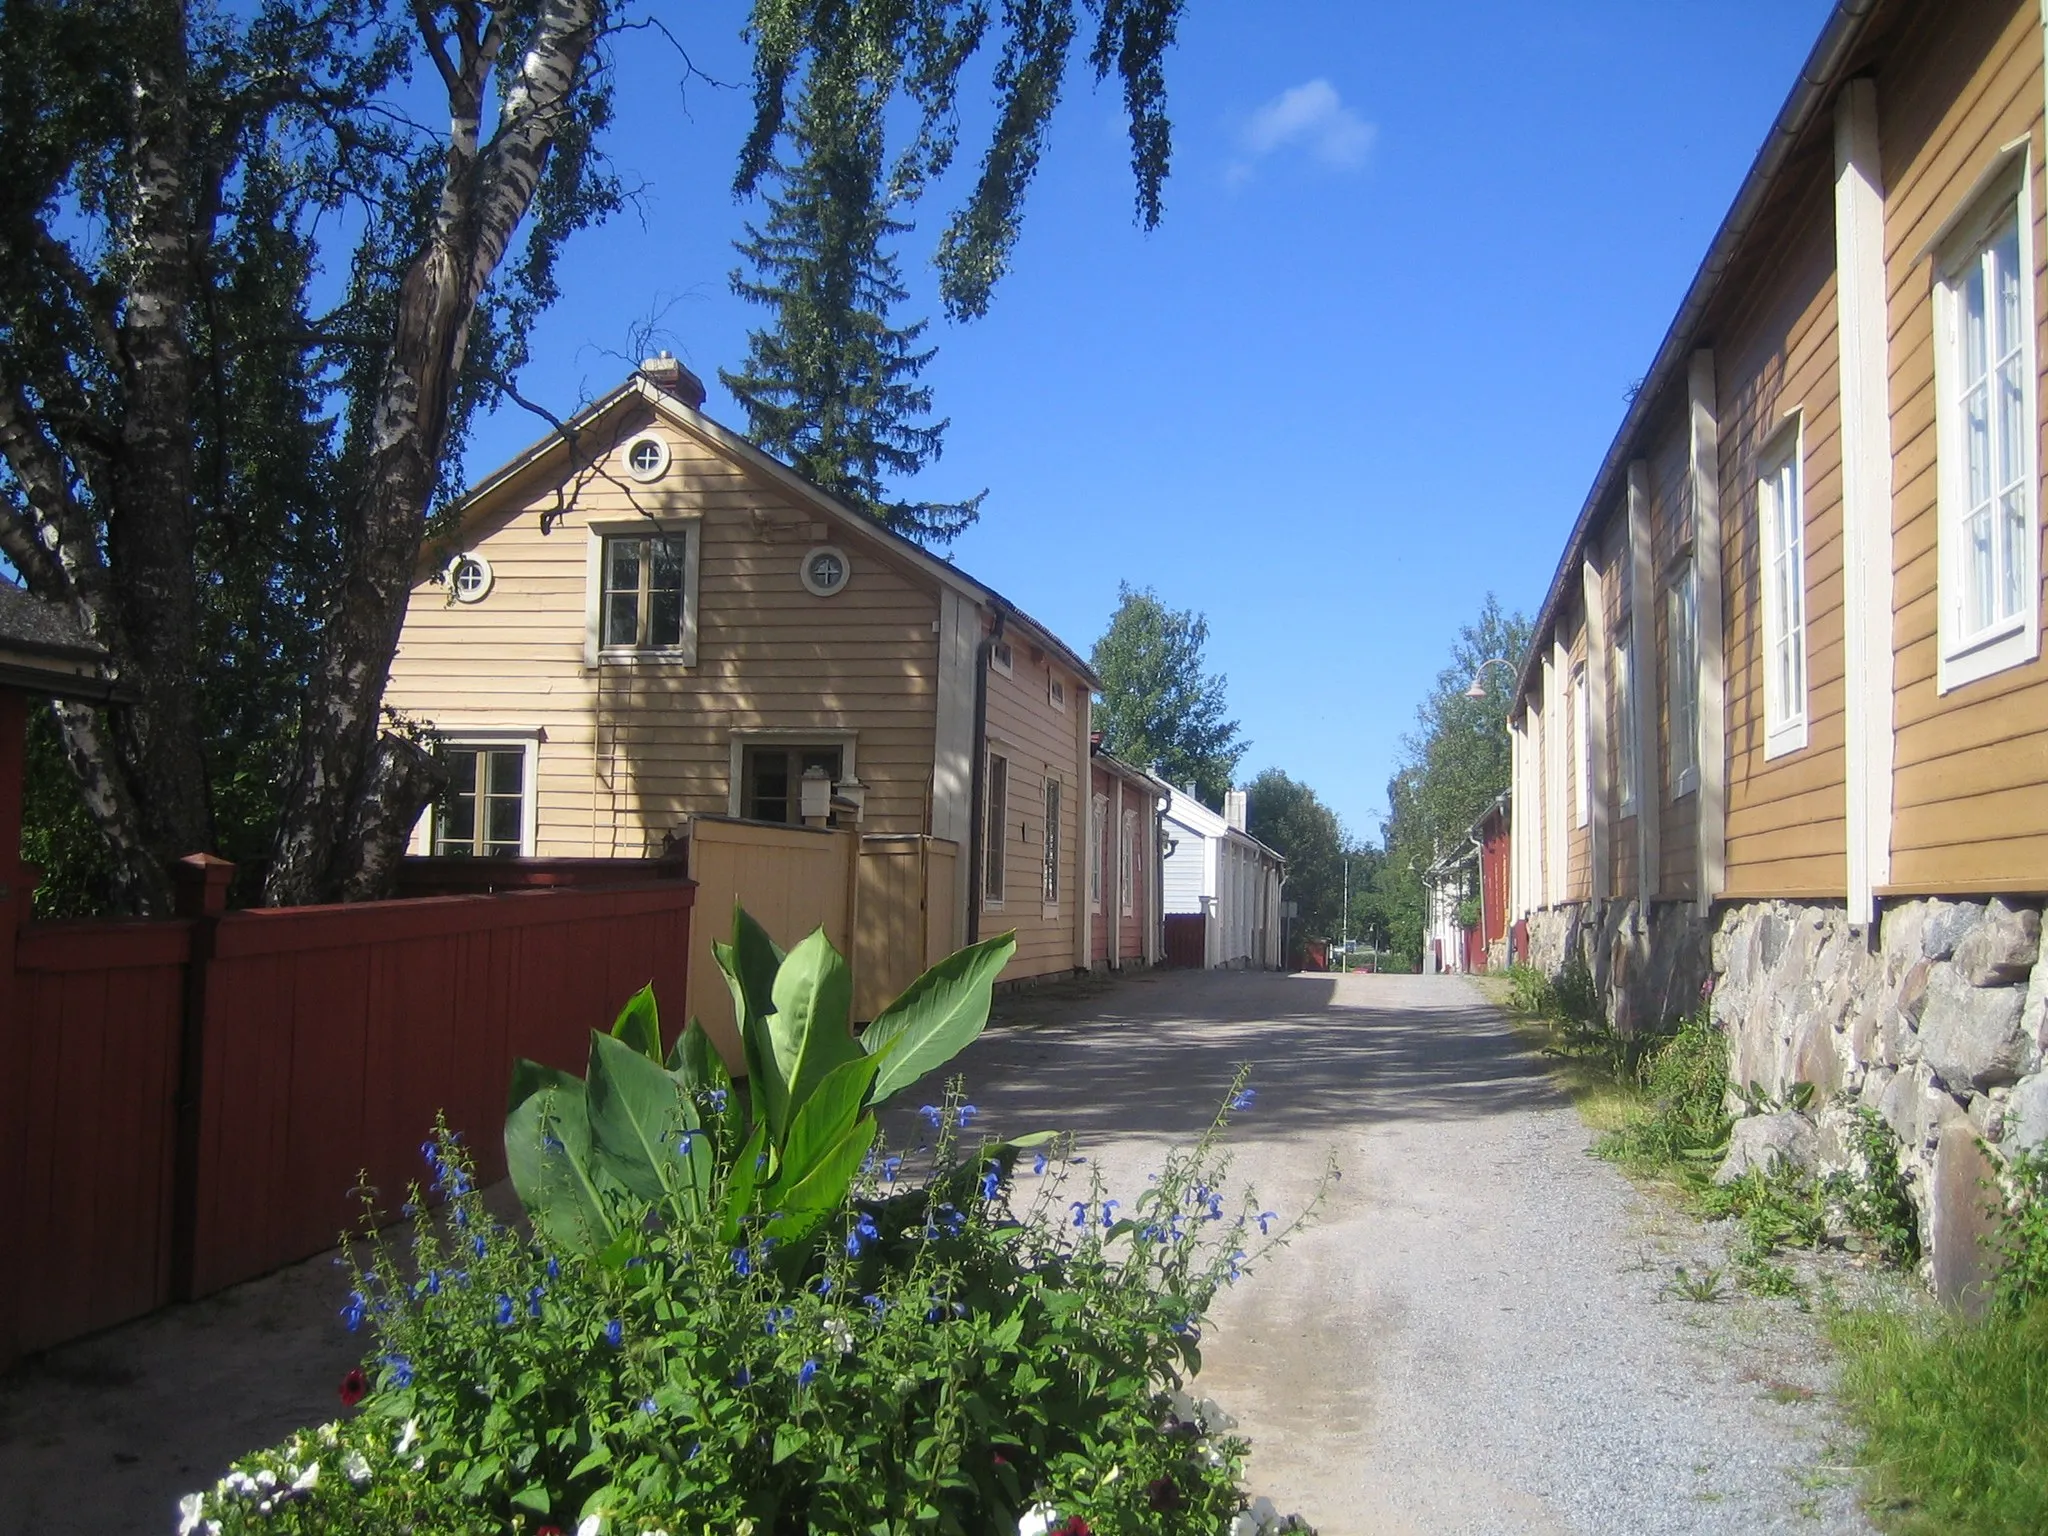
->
[183,920,1324,1535]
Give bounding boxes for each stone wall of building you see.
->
[1528,890,2048,1310]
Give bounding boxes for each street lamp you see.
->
[1465,656,1516,699]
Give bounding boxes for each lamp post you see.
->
[1465,656,1516,699]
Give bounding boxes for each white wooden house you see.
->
[1160,785,1287,969]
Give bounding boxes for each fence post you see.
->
[169,853,233,1302]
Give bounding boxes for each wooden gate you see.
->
[1162,913,1206,968]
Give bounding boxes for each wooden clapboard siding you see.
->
[1878,0,2048,892]
[982,648,1086,980]
[385,399,942,856]
[1646,416,1700,898]
[1600,516,1640,900]
[1712,148,1852,900]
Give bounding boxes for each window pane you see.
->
[746,748,790,823]
[437,749,480,855]
[486,748,523,797]
[1967,507,1994,634]
[485,792,522,854]
[648,589,683,648]
[1994,222,2024,361]
[1043,781,1060,903]
[984,756,1008,901]
[607,537,642,596]
[2000,489,2028,620]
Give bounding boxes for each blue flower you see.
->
[979,1162,1002,1200]
[707,1087,729,1114]
[639,1397,659,1416]
[1206,1193,1225,1222]
[797,1358,819,1389]
[1228,1248,1246,1281]
[401,1200,418,1217]
[1257,1210,1277,1235]
[1032,1149,1050,1176]
[732,1246,754,1278]
[956,1103,979,1129]
[1070,1202,1089,1229]
[814,1274,835,1296]
[844,1213,879,1258]
[676,1130,696,1157]
[919,1105,942,1129]
[764,1306,793,1337]
[606,1318,623,1348]
[495,1294,516,1327]
[471,1232,488,1258]
[527,1285,545,1319]
[882,1155,903,1184]
[1101,1200,1121,1229]
[453,1205,468,1228]
[687,1441,702,1460]
[448,1169,473,1196]
[546,1255,560,1281]
[1229,1087,1256,1111]
[734,1365,752,1386]
[340,1291,367,1332]
[541,1131,565,1154]
[865,1293,887,1321]
[382,1353,414,1388]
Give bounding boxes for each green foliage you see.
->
[1090,583,1245,807]
[190,1071,1317,1534]
[1455,895,1483,932]
[1822,1107,1920,1269]
[1503,963,1554,1017]
[1989,1142,2048,1317]
[1596,1009,1732,1176]
[1831,1297,2048,1536]
[1243,769,1353,937]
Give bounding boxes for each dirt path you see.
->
[1,967,1874,1534]
[954,967,1874,1535]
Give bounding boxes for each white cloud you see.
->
[1227,79,1375,185]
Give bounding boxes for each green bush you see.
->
[1503,963,1553,1017]
[1822,1106,1920,1269]
[1990,1143,2048,1317]
[1596,1008,1731,1175]
[181,912,1320,1536]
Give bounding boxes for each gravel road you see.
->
[950,966,1878,1536]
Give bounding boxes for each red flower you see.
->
[992,1451,1009,1466]
[1057,1520,1093,1536]
[338,1367,369,1407]
[536,1528,562,1536]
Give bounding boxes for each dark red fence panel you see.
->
[395,854,688,897]
[6,921,190,1354]
[1162,913,1206,969]
[185,884,694,1298]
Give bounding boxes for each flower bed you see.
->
[179,915,1321,1535]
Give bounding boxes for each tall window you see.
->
[434,745,526,857]
[1572,664,1590,828]
[1090,794,1108,912]
[740,744,843,824]
[601,535,688,651]
[1119,808,1138,916]
[1937,181,2039,689]
[1042,779,1062,906]
[1759,431,1808,757]
[1666,560,1699,797]
[982,752,1009,905]
[1614,627,1637,816]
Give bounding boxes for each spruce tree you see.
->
[722,74,983,547]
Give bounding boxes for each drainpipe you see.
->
[965,602,1010,944]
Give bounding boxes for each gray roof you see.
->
[0,580,101,661]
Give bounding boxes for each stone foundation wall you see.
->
[1527,890,2048,1309]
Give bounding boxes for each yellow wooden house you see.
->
[385,358,1099,1001]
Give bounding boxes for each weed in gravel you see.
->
[1666,1265,1727,1304]
[1822,1107,1919,1269]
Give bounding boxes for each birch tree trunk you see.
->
[262,0,601,906]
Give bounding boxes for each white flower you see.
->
[342,1449,372,1487]
[1018,1503,1060,1536]
[1197,1397,1238,1432]
[176,1492,206,1536]
[395,1417,420,1455]
[576,1516,603,1536]
[221,1471,259,1499]
[317,1422,340,1447]
[1229,1514,1259,1536]
[1249,1496,1279,1526]
[821,1317,855,1355]
[291,1462,320,1493]
[253,1468,277,1492]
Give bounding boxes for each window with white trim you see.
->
[1090,793,1108,913]
[600,533,690,651]
[1572,663,1590,828]
[1614,626,1637,817]
[1758,426,1809,757]
[1935,166,2041,690]
[433,741,532,857]
[1041,778,1062,908]
[982,751,1008,906]
[1665,559,1699,798]
[1119,807,1138,917]
[740,743,844,825]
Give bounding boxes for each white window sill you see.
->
[1937,618,2039,694]
[1041,903,1061,920]
[593,647,694,666]
[1763,719,1809,761]
[983,898,1007,913]
[1670,767,1699,801]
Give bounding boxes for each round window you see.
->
[624,435,670,482]
[447,552,494,603]
[801,546,850,597]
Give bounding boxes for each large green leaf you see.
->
[764,1118,879,1245]
[767,1053,879,1204]
[766,928,863,1132]
[505,1082,613,1253]
[610,982,662,1063]
[720,1120,771,1245]
[860,931,1017,1103]
[507,1057,583,1116]
[586,1030,701,1213]
[716,907,786,1137]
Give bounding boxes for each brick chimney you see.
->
[639,351,706,410]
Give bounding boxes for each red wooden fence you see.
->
[1,866,694,1364]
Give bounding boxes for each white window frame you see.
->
[988,639,1014,678]
[584,517,702,668]
[622,433,671,482]
[1048,675,1067,712]
[1572,662,1590,828]
[725,730,858,820]
[982,748,1009,909]
[1090,793,1108,914]
[427,728,540,857]
[1613,623,1637,817]
[1041,776,1062,915]
[1119,807,1138,918]
[1666,556,1700,799]
[1758,415,1810,758]
[1933,148,2041,693]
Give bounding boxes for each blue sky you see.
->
[462,0,1839,840]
